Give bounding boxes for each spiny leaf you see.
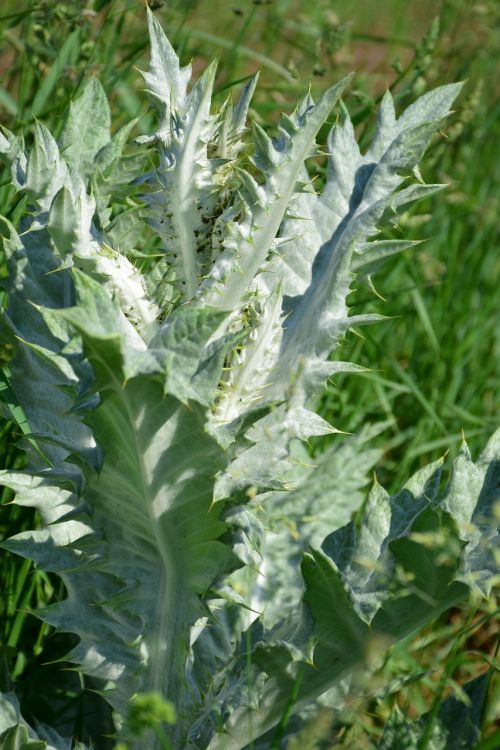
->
[142,6,191,128]
[59,78,111,182]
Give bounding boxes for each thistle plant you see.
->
[0,9,498,750]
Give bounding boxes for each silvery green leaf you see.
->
[0,693,20,737]
[217,74,259,160]
[0,126,27,189]
[59,78,111,182]
[142,6,191,131]
[352,238,422,275]
[131,305,239,406]
[268,87,463,405]
[0,266,240,747]
[92,118,142,233]
[322,458,444,624]
[252,424,386,627]
[209,84,462,449]
[25,123,69,212]
[199,76,352,312]
[48,178,98,258]
[443,429,500,595]
[46,172,159,343]
[0,218,95,471]
[205,437,498,750]
[142,61,218,300]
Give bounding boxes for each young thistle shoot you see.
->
[0,8,498,750]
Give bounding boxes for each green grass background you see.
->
[0,1,498,747]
